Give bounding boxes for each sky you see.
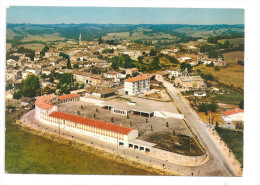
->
[7,7,244,25]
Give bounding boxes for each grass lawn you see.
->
[5,111,163,175]
[215,127,244,165]
[195,64,244,90]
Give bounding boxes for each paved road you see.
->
[23,109,226,176]
[156,75,236,176]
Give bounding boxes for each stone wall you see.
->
[151,148,208,166]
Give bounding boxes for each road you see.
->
[156,75,236,176]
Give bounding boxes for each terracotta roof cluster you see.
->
[58,93,79,101]
[35,94,56,110]
[223,108,244,116]
[124,75,150,82]
[49,111,133,135]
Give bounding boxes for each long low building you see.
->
[35,93,139,148]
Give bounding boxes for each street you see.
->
[156,75,236,176]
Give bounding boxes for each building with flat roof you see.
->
[124,75,150,96]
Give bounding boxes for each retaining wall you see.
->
[151,148,208,166]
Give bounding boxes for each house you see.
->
[174,76,207,90]
[25,67,42,75]
[168,69,182,78]
[103,71,122,83]
[85,87,117,98]
[71,89,87,97]
[42,68,52,76]
[125,68,138,76]
[45,50,59,58]
[74,72,90,84]
[150,80,162,87]
[194,91,206,97]
[124,75,150,96]
[177,57,192,63]
[222,108,244,122]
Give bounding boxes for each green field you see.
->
[215,127,244,165]
[5,111,164,175]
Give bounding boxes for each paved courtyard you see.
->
[58,99,192,142]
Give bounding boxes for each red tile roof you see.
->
[124,75,150,82]
[49,111,133,135]
[223,108,244,116]
[35,94,56,110]
[58,93,79,101]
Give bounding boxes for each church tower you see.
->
[79,33,82,45]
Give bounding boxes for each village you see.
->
[6,32,243,131]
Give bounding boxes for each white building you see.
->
[222,108,244,122]
[34,93,139,148]
[124,75,150,96]
[25,68,41,75]
[168,70,182,78]
[177,57,192,63]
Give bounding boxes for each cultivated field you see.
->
[22,33,66,42]
[219,38,244,47]
[195,64,244,90]
[223,51,244,64]
[20,43,45,50]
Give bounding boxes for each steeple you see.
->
[79,33,82,45]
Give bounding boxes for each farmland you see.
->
[219,38,244,47]
[195,64,244,90]
[223,51,244,64]
[21,33,67,42]
[20,43,45,50]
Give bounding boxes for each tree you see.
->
[20,74,41,97]
[98,37,103,45]
[40,45,49,56]
[150,57,160,71]
[41,73,47,81]
[214,66,220,71]
[13,90,22,99]
[223,40,230,48]
[180,63,192,72]
[126,74,131,79]
[149,49,157,56]
[49,76,54,83]
[132,72,139,77]
[67,59,72,69]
